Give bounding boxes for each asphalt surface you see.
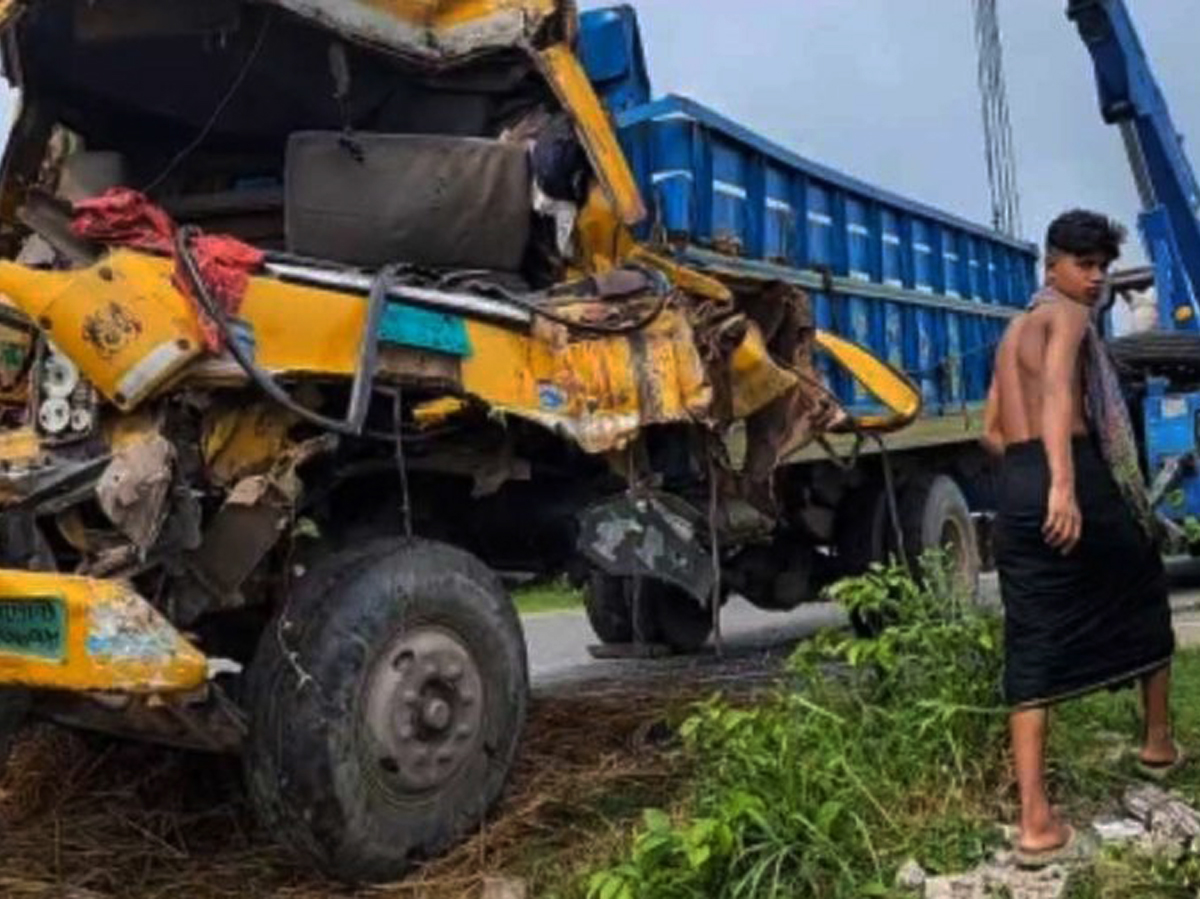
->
[525,558,1200,695]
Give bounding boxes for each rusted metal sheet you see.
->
[460,304,713,454]
[96,433,174,551]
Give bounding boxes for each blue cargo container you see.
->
[580,7,1040,422]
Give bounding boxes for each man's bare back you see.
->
[984,295,1093,554]
[985,302,1089,451]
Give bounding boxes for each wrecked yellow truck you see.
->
[0,0,935,882]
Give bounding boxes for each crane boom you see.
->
[1070,0,1200,330]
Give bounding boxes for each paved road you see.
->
[526,557,1200,694]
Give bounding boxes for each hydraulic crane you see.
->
[1070,0,1200,331]
[1070,0,1200,529]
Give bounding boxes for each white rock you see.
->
[895,858,926,891]
[925,863,1067,899]
[1092,817,1147,844]
[1123,783,1200,847]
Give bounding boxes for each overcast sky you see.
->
[584,1,1199,265]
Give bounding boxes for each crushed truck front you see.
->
[0,0,918,880]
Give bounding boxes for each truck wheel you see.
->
[647,581,712,653]
[582,574,711,652]
[835,483,889,576]
[899,474,980,593]
[244,539,528,883]
[583,572,634,643]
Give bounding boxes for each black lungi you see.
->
[997,437,1174,707]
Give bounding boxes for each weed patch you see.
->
[588,555,1011,897]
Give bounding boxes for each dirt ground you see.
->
[0,685,706,898]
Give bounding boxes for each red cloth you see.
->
[72,187,265,351]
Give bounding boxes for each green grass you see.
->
[513,579,584,615]
[583,556,1010,898]
[1055,651,1200,898]
[576,555,1200,899]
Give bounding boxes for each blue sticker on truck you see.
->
[378,304,472,357]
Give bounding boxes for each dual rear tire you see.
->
[582,573,712,653]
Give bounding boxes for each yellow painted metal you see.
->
[369,0,557,28]
[413,396,470,428]
[0,252,365,379]
[574,183,636,274]
[0,251,714,452]
[0,426,39,464]
[627,247,734,303]
[0,569,208,693]
[459,304,711,452]
[537,44,647,227]
[0,252,204,410]
[814,329,923,432]
[104,410,163,452]
[202,403,298,486]
[727,323,799,418]
[267,0,558,59]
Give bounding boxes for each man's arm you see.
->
[1040,303,1089,553]
[982,378,1003,456]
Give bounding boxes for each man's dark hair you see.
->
[1045,209,1127,263]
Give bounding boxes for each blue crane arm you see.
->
[1069,0,1200,329]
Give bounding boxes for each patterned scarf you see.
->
[1031,286,1159,543]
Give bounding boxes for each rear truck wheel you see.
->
[834,483,892,638]
[898,473,980,594]
[725,540,817,612]
[647,580,712,653]
[583,571,634,643]
[835,475,978,636]
[244,539,528,884]
[582,573,712,653]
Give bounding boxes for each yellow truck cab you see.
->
[0,0,918,880]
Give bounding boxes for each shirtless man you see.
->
[984,209,1177,865]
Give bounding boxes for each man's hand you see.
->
[1043,482,1082,554]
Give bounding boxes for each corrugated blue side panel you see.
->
[614,94,1039,417]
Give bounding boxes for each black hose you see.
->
[174,226,394,440]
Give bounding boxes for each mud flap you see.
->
[576,492,714,605]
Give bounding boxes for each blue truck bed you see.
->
[581,7,1040,421]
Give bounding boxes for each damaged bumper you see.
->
[0,569,207,693]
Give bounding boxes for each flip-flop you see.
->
[1136,741,1187,781]
[1014,824,1078,870]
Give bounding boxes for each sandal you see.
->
[1136,740,1187,781]
[1014,824,1078,869]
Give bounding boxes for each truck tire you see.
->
[898,474,980,593]
[582,573,711,653]
[583,572,634,643]
[835,483,889,576]
[244,539,528,883]
[1109,331,1200,376]
[648,581,712,653]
